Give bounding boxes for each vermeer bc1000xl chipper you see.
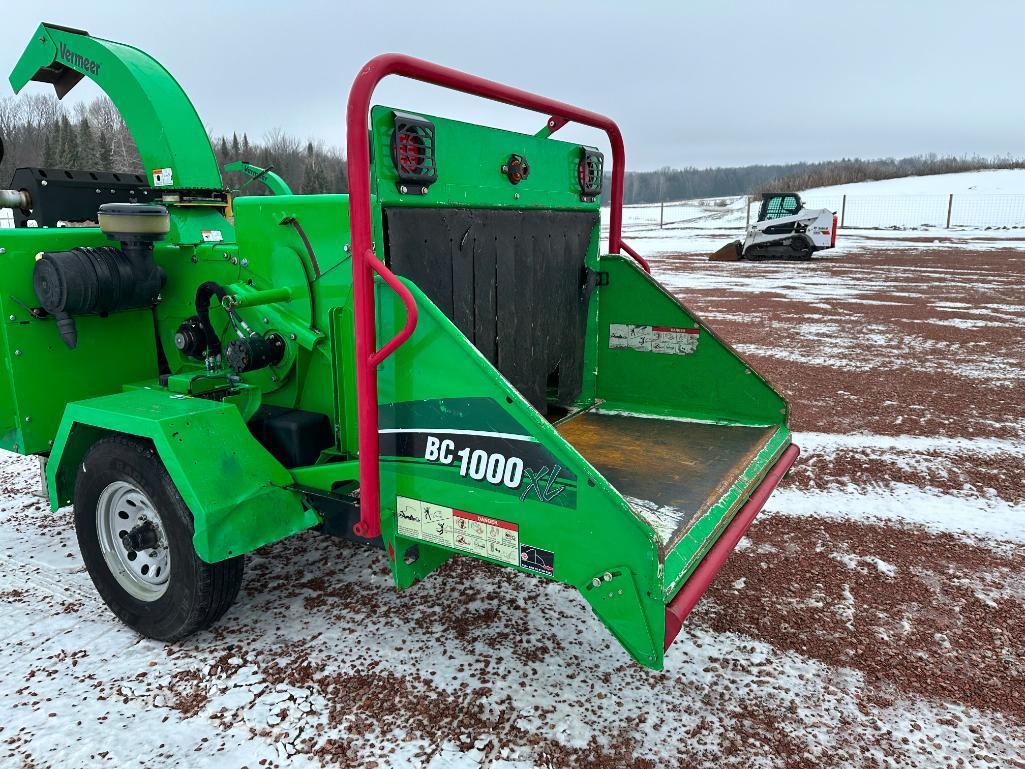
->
[0,23,799,670]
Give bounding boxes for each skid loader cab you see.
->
[758,192,803,221]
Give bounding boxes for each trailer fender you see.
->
[46,388,318,563]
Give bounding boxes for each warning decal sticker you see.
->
[609,324,699,355]
[152,167,174,187]
[396,496,519,566]
[519,545,555,577]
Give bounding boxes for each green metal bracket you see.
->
[10,23,221,190]
[224,161,293,196]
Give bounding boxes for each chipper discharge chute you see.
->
[0,23,799,670]
[711,192,837,261]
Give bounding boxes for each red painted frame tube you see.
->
[346,53,639,539]
[664,443,801,651]
[619,240,651,273]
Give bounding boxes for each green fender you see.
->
[47,388,319,563]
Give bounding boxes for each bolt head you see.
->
[24,416,30,423]
[289,333,296,340]
[591,578,602,588]
[513,193,520,200]
[603,571,613,582]
[8,315,14,321]
[399,185,408,194]
[344,244,351,252]
[14,349,21,357]
[0,248,6,254]
[240,258,249,267]
[262,317,269,324]
[421,186,428,195]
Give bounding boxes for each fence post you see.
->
[840,194,846,228]
[660,199,664,229]
[946,193,953,228]
[745,195,751,231]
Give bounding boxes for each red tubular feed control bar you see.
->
[346,53,646,539]
[664,443,801,651]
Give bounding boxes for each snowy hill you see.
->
[803,168,1025,197]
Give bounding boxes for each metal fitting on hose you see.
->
[0,189,30,210]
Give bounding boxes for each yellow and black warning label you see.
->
[396,496,519,565]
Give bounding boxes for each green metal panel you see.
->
[0,229,159,454]
[371,105,600,211]
[373,280,667,667]
[595,255,788,425]
[10,23,221,190]
[47,388,319,563]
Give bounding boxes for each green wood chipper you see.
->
[0,22,798,670]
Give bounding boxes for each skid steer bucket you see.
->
[709,239,743,261]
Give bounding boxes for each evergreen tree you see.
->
[42,130,57,167]
[57,115,79,168]
[95,128,113,170]
[78,118,98,169]
[231,132,240,158]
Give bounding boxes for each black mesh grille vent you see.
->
[577,147,603,201]
[390,111,437,190]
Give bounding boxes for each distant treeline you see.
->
[2,93,1021,203]
[615,154,1025,204]
[0,94,347,195]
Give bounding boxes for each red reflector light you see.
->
[577,147,603,202]
[831,213,838,247]
[390,111,437,191]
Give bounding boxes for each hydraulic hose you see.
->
[194,281,229,358]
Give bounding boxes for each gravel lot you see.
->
[2,233,1023,768]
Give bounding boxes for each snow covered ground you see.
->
[612,168,1025,237]
[3,196,1025,768]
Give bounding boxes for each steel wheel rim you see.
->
[95,480,170,601]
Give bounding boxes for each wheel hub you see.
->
[96,480,170,601]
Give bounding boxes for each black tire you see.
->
[74,435,244,641]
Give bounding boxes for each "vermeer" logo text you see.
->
[59,42,101,75]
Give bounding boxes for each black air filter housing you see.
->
[32,203,168,348]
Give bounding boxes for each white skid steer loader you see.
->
[711,193,837,261]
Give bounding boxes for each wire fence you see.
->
[800,193,1025,229]
[618,193,1025,231]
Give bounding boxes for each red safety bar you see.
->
[664,443,801,650]
[346,53,647,539]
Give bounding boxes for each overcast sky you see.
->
[4,1,1024,171]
